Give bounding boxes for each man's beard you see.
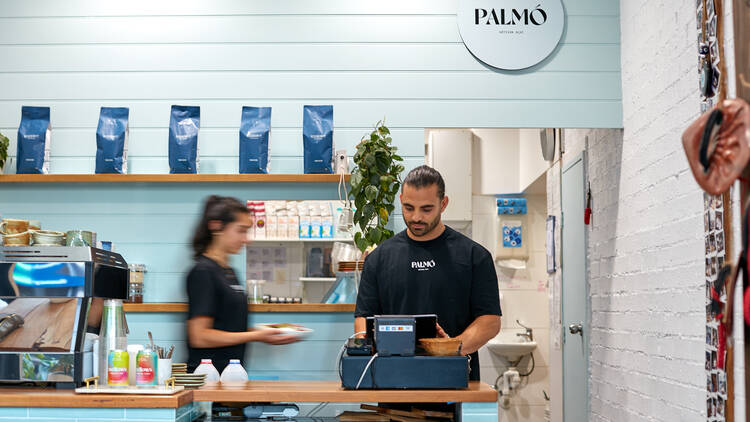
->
[404,215,441,237]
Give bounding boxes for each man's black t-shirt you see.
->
[354,226,502,380]
[186,256,248,373]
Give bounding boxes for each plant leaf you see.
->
[376,158,389,173]
[363,203,375,222]
[354,194,366,210]
[365,185,378,201]
[378,207,389,222]
[370,227,382,244]
[349,119,401,247]
[354,232,368,252]
[350,172,362,187]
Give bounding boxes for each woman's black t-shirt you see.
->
[186,256,248,373]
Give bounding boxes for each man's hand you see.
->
[456,315,501,355]
[436,323,449,338]
[354,317,367,338]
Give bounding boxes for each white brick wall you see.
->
[547,1,743,420]
[584,127,707,421]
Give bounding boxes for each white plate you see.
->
[254,323,314,339]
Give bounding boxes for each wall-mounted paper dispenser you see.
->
[495,196,529,269]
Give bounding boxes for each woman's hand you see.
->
[188,316,300,348]
[252,328,300,345]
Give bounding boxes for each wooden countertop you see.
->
[192,381,497,403]
[0,381,496,408]
[0,388,193,408]
[123,303,355,313]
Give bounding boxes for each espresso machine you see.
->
[0,246,128,388]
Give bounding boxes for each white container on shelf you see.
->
[219,359,248,388]
[288,215,300,239]
[267,215,278,239]
[194,358,221,386]
[310,208,322,238]
[299,208,310,239]
[246,201,256,240]
[322,209,334,239]
[255,204,266,240]
[277,211,288,239]
[157,358,172,385]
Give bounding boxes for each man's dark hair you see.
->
[402,165,445,199]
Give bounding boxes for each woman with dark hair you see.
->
[186,195,297,373]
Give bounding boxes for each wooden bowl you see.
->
[419,338,462,356]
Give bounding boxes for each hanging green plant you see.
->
[349,120,405,252]
[0,132,9,172]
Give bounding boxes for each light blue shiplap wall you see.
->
[127,311,352,381]
[0,0,620,301]
[0,0,620,384]
[0,184,362,302]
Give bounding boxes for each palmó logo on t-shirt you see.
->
[411,260,436,271]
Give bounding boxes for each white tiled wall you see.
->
[473,194,550,421]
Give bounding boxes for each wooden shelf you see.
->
[123,303,354,313]
[124,303,189,312]
[0,173,350,183]
[0,388,192,408]
[249,238,354,243]
[251,303,353,312]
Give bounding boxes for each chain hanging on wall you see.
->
[696,0,733,420]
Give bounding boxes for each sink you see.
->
[486,339,537,361]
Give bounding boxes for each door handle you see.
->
[568,323,583,336]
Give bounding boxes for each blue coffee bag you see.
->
[17,106,51,174]
[239,107,271,174]
[95,107,129,174]
[168,105,200,174]
[303,105,334,174]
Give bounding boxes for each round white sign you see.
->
[457,0,565,70]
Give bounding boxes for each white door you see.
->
[561,153,588,422]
